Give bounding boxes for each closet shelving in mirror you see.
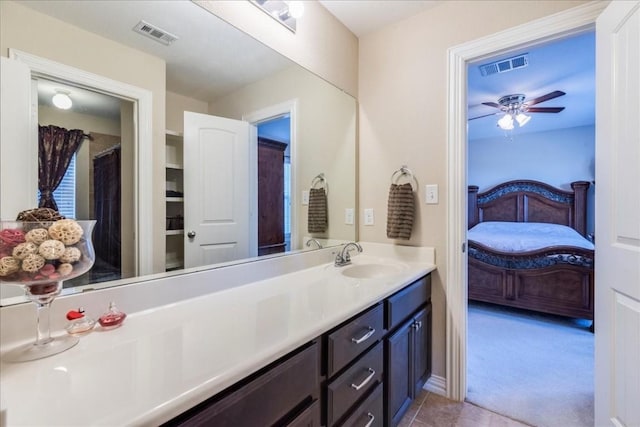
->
[165,130,185,271]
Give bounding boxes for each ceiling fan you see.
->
[469,90,566,130]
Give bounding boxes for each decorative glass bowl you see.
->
[0,220,96,362]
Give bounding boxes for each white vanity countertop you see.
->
[0,246,435,426]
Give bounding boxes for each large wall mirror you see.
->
[0,1,356,306]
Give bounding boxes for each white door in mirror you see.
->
[183,112,257,268]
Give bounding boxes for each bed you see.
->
[467,180,594,328]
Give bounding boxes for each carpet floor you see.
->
[466,301,594,427]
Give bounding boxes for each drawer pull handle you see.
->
[351,368,376,391]
[364,412,375,427]
[352,327,376,344]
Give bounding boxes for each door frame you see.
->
[8,49,154,277]
[243,99,298,250]
[445,1,607,401]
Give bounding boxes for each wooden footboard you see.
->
[468,256,594,320]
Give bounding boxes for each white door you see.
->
[594,2,640,426]
[183,112,257,268]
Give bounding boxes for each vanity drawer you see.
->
[339,382,383,427]
[327,304,385,377]
[386,275,431,330]
[170,341,319,427]
[327,341,384,426]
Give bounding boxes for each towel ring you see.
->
[311,173,328,195]
[391,165,418,191]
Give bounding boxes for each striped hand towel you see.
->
[386,183,415,240]
[308,188,328,233]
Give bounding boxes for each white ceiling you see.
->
[20,0,293,119]
[318,0,440,37]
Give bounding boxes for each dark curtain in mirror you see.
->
[93,146,121,278]
[38,124,85,210]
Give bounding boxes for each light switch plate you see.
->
[364,208,374,225]
[302,190,309,205]
[425,184,438,204]
[345,208,354,225]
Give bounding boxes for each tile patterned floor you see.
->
[398,391,532,427]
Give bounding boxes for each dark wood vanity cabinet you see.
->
[323,274,432,427]
[165,273,432,427]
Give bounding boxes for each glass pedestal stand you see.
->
[3,281,78,362]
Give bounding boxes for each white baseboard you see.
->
[424,374,447,396]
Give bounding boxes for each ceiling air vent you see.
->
[479,53,529,76]
[133,21,178,46]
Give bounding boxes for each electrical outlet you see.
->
[345,208,354,225]
[364,208,374,225]
[302,190,309,205]
[425,184,438,204]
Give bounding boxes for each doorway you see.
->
[444,1,607,404]
[465,32,595,425]
[36,78,136,285]
[244,99,298,253]
[8,49,154,285]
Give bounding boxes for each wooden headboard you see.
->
[468,180,590,236]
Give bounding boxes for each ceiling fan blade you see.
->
[481,102,501,108]
[526,90,566,106]
[527,107,565,113]
[468,112,500,121]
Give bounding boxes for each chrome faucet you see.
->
[306,238,322,249]
[335,242,363,266]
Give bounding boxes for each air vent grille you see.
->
[479,54,529,76]
[133,21,178,46]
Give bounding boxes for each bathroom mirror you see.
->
[0,0,356,306]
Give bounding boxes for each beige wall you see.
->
[0,0,167,274]
[210,65,357,249]
[166,91,209,133]
[358,0,590,380]
[195,0,358,98]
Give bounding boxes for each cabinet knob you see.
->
[187,231,196,239]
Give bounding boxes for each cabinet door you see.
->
[412,305,432,397]
[385,319,413,427]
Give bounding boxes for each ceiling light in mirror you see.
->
[250,0,302,32]
[52,90,72,110]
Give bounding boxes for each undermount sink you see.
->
[340,263,406,279]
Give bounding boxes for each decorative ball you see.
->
[12,242,38,260]
[57,263,74,276]
[22,253,45,272]
[38,239,66,260]
[60,247,81,263]
[0,256,20,276]
[25,228,49,245]
[48,219,83,245]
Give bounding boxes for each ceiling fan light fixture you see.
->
[52,90,72,110]
[497,114,514,130]
[515,112,531,127]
